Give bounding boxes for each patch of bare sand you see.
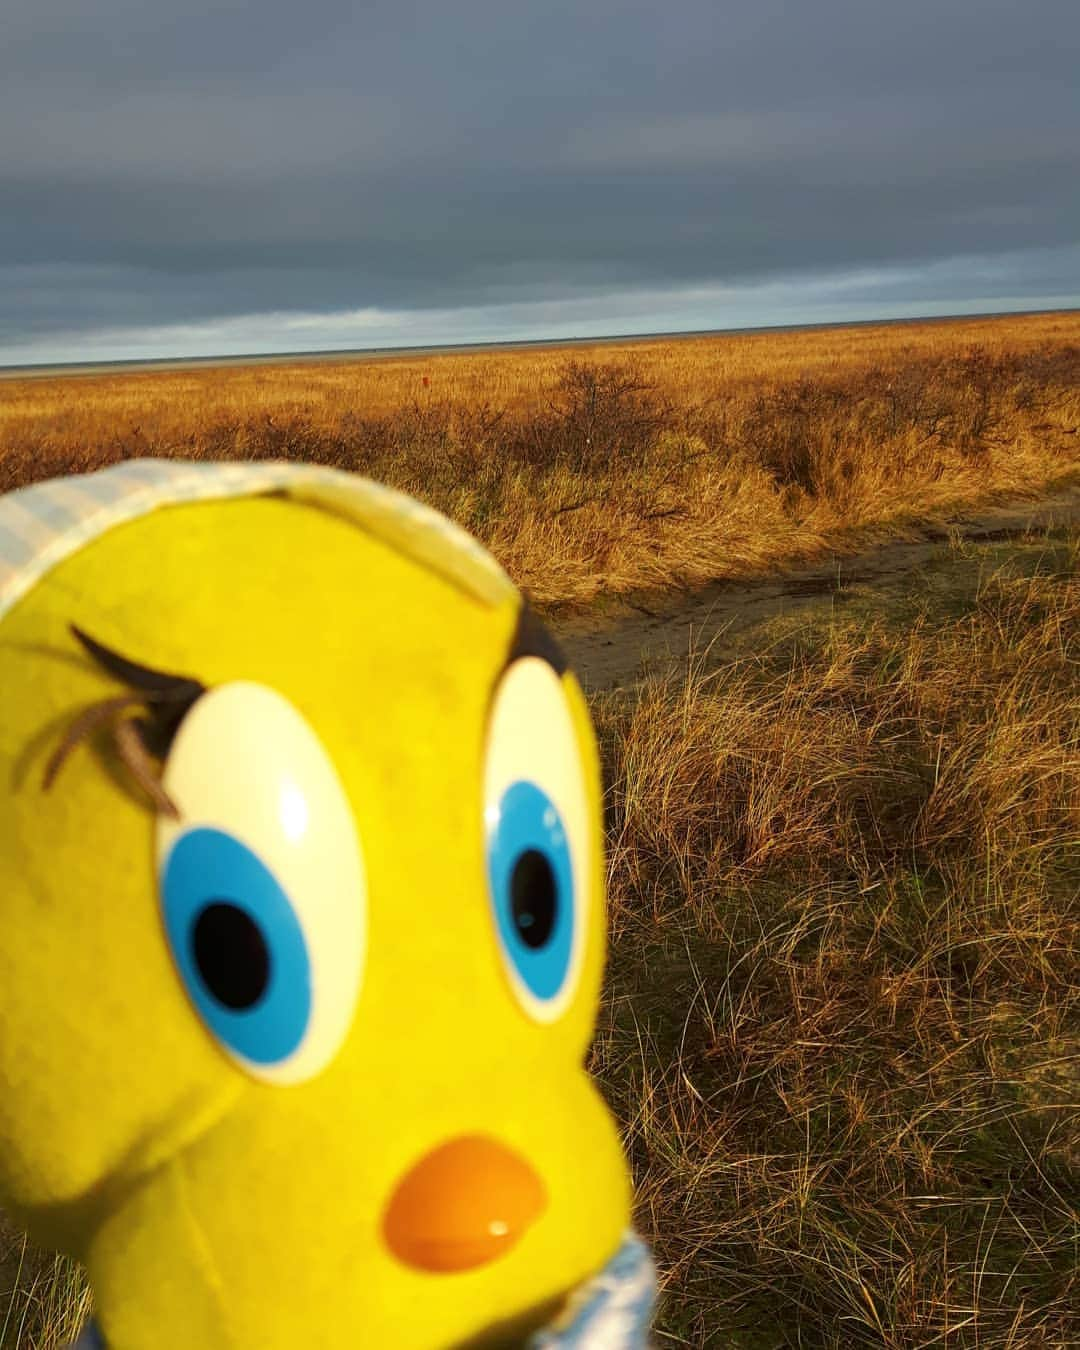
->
[556,484,1080,691]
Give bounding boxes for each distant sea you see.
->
[2,307,1076,381]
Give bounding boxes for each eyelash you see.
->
[41,626,207,817]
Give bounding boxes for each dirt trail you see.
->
[555,484,1080,691]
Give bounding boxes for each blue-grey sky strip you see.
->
[2,0,1078,364]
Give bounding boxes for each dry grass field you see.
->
[2,311,1078,607]
[593,526,1079,1346]
[2,313,1078,1347]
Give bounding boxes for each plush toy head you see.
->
[0,461,652,1349]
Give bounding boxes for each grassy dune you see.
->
[1,312,1078,607]
[2,315,1078,1346]
[593,528,1079,1346]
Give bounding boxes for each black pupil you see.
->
[192,902,270,1010]
[511,849,558,949]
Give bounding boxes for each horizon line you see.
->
[2,304,1077,382]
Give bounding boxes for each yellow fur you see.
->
[0,491,630,1348]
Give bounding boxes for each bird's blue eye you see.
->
[487,780,575,1004]
[160,827,311,1067]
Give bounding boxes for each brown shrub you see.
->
[3,313,1079,607]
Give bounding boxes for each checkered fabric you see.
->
[526,1229,657,1347]
[0,458,516,622]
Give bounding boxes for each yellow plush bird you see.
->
[0,460,655,1350]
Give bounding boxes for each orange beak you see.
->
[383,1135,548,1272]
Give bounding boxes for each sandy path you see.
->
[556,484,1080,691]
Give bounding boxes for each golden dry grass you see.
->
[2,314,1078,1347]
[4,532,1077,1350]
[2,311,1079,608]
[0,1240,86,1350]
[592,529,1079,1346]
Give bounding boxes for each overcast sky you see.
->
[2,0,1078,366]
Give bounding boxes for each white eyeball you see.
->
[155,683,366,1084]
[483,657,591,1023]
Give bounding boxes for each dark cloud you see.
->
[2,0,1077,362]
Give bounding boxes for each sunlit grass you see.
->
[2,312,1078,608]
[1,1230,88,1350]
[5,530,1076,1348]
[590,529,1079,1346]
[2,315,1078,1346]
